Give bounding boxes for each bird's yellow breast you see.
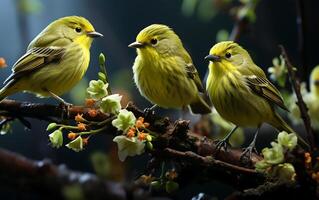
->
[21,43,90,97]
[207,66,273,127]
[133,54,198,108]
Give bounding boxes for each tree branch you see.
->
[296,0,308,80]
[0,99,263,191]
[0,148,130,200]
[279,45,316,150]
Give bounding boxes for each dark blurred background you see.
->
[0,0,318,199]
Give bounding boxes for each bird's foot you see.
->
[59,102,72,121]
[143,105,157,119]
[240,145,258,161]
[214,139,230,155]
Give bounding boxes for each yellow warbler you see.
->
[0,16,103,104]
[205,41,308,156]
[129,24,211,114]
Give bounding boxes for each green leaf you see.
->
[181,0,198,17]
[91,152,111,179]
[165,181,179,193]
[216,29,229,42]
[151,181,163,190]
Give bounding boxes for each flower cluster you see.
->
[268,55,288,87]
[255,131,297,181]
[112,113,153,161]
[46,53,125,152]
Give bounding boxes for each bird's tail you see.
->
[189,94,212,115]
[270,112,310,150]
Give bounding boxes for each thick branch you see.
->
[0,99,263,190]
[0,148,129,200]
[0,99,109,121]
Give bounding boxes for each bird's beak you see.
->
[128,41,144,48]
[314,80,319,86]
[87,31,104,38]
[205,54,221,62]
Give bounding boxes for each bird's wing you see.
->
[185,63,205,92]
[245,75,289,111]
[4,47,66,85]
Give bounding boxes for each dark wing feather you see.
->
[185,63,204,92]
[4,47,65,85]
[245,75,289,111]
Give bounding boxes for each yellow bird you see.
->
[205,41,308,157]
[129,24,211,114]
[0,16,103,104]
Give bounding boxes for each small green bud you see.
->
[146,141,153,150]
[146,134,152,142]
[46,123,57,131]
[165,181,179,193]
[99,53,106,66]
[150,181,162,190]
[98,72,107,83]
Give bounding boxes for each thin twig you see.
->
[163,148,257,175]
[296,0,307,80]
[229,18,249,42]
[279,45,315,150]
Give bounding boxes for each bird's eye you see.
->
[75,27,82,33]
[150,38,158,45]
[225,52,231,58]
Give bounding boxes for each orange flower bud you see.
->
[166,170,178,180]
[144,122,150,128]
[82,137,89,145]
[138,132,147,141]
[127,128,135,138]
[0,57,7,68]
[77,123,87,131]
[136,120,144,128]
[68,132,78,140]
[88,109,98,118]
[85,98,96,107]
[75,113,85,122]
